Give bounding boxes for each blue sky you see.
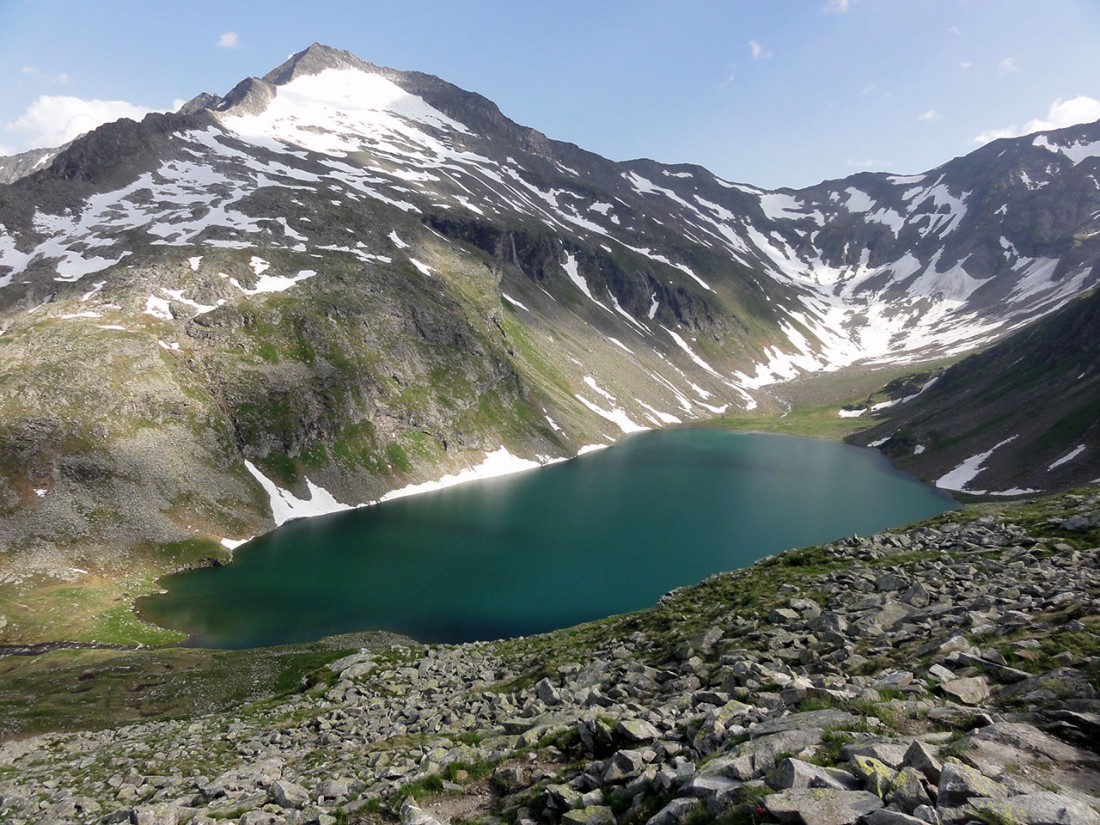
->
[2,0,1099,190]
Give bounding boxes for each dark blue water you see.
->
[139,430,955,647]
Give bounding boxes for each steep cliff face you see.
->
[0,43,1098,626]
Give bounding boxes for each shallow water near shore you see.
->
[139,429,956,648]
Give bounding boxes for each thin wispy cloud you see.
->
[998,57,1017,73]
[749,40,772,60]
[918,109,940,122]
[947,25,961,35]
[846,157,890,169]
[217,31,240,49]
[21,66,70,84]
[824,0,852,13]
[960,62,972,70]
[972,96,1100,144]
[719,63,737,89]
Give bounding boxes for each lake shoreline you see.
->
[140,429,956,650]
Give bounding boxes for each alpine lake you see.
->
[139,429,956,648]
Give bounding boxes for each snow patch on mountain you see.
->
[409,258,434,277]
[378,447,546,504]
[1034,134,1100,165]
[623,171,695,211]
[220,68,470,158]
[907,253,983,301]
[574,392,648,434]
[561,253,610,312]
[760,192,821,224]
[843,188,874,213]
[144,296,172,321]
[244,459,355,526]
[230,268,317,295]
[1049,444,1087,471]
[936,436,1018,494]
[637,400,682,425]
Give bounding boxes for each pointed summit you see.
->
[217,76,277,116]
[263,43,381,87]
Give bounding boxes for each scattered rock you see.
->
[768,758,861,792]
[645,797,700,825]
[562,806,616,825]
[937,762,1008,809]
[968,792,1100,825]
[616,718,661,743]
[940,676,990,705]
[765,788,884,825]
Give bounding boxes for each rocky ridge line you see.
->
[0,493,1098,825]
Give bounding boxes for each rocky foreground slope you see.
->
[1,491,1097,825]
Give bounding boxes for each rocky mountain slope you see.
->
[0,43,1099,642]
[0,145,64,185]
[1,490,1097,825]
[849,286,1100,495]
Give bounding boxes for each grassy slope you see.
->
[0,630,412,740]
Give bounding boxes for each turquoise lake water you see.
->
[138,429,956,648]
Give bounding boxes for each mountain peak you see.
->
[263,42,381,87]
[216,76,276,116]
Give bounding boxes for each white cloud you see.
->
[0,144,15,157]
[749,40,772,60]
[998,57,1017,73]
[972,96,1100,145]
[218,31,240,49]
[824,0,852,12]
[959,62,972,70]
[973,126,1021,144]
[918,109,941,121]
[947,25,961,35]
[5,95,155,150]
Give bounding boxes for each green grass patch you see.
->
[710,403,877,441]
[0,631,402,740]
[386,441,412,473]
[257,450,300,487]
[88,602,185,647]
[393,774,445,806]
[257,342,280,363]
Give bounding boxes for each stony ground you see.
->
[1,492,1098,825]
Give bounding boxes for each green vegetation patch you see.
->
[0,631,405,741]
